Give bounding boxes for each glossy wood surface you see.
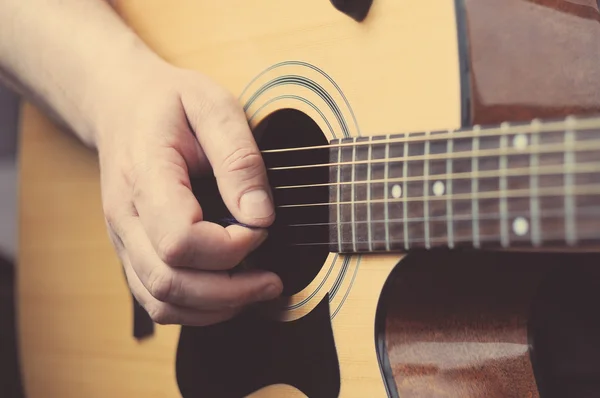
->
[464,0,600,125]
[382,252,544,397]
[381,251,600,398]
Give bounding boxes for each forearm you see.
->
[0,0,165,147]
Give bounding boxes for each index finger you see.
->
[132,147,267,270]
[181,89,275,228]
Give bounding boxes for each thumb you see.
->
[182,88,275,228]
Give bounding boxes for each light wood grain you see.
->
[17,1,463,396]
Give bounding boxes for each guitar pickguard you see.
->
[175,294,340,398]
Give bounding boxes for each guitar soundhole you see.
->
[191,108,331,296]
[250,109,331,296]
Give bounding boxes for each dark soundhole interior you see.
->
[191,108,331,295]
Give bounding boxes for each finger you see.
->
[181,88,274,228]
[122,253,239,326]
[166,98,211,178]
[131,148,267,270]
[119,214,283,310]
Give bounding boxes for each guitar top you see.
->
[17,1,600,397]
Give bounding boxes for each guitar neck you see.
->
[327,115,600,253]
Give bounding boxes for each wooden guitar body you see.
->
[16,1,600,397]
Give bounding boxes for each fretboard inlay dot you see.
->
[391,184,402,199]
[432,181,445,196]
[512,217,529,236]
[512,133,528,151]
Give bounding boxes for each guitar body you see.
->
[16,0,600,397]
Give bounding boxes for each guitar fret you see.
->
[402,141,410,249]
[565,119,577,245]
[366,137,373,251]
[424,138,431,249]
[447,133,454,248]
[530,119,541,245]
[327,114,600,254]
[472,130,480,248]
[336,141,343,252]
[500,123,509,247]
[351,137,357,252]
[383,136,391,251]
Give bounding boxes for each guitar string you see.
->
[258,116,600,154]
[264,140,600,172]
[270,162,600,190]
[259,118,600,246]
[274,184,600,209]
[281,206,600,228]
[286,229,600,248]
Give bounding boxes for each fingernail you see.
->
[260,284,281,301]
[240,189,273,219]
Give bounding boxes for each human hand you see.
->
[95,62,283,326]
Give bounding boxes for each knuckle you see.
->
[221,147,264,177]
[102,200,127,241]
[129,163,148,202]
[146,303,173,325]
[156,231,189,266]
[102,201,119,227]
[131,180,143,203]
[211,89,239,111]
[193,89,237,123]
[148,267,174,302]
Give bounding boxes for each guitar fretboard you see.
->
[328,117,600,253]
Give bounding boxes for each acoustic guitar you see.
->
[17,0,600,397]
